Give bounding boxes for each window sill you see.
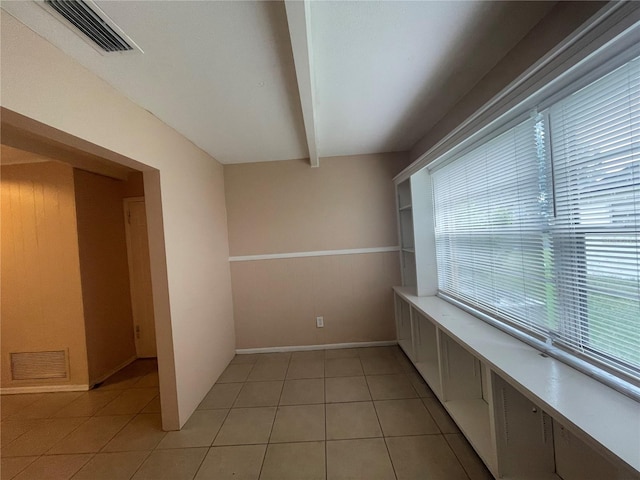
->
[394,285,640,474]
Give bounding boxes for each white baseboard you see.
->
[0,384,90,395]
[89,355,137,387]
[236,340,398,354]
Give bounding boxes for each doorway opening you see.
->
[1,108,178,429]
[124,197,157,359]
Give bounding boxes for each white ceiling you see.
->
[1,1,554,165]
[311,1,554,157]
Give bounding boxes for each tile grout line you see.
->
[3,454,40,479]
[442,433,475,480]
[186,445,210,480]
[1,393,45,421]
[367,355,400,480]
[122,449,154,480]
[324,352,328,480]
[382,436,400,480]
[209,404,233,447]
[40,415,93,458]
[50,414,134,457]
[95,411,152,455]
[2,392,94,452]
[64,450,96,479]
[209,358,252,448]
[9,436,467,451]
[255,352,290,479]
[0,419,47,453]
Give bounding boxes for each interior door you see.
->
[124,198,157,358]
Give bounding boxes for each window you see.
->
[432,118,553,337]
[431,55,640,384]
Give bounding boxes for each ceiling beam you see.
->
[285,0,319,168]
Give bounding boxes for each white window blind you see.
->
[432,118,553,337]
[431,54,640,382]
[548,56,640,377]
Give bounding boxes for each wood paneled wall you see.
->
[1,162,89,388]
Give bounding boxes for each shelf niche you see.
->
[440,332,497,474]
[413,310,442,397]
[395,296,414,360]
[394,169,437,296]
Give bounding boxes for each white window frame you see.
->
[397,10,640,400]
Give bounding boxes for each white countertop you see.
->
[394,286,640,474]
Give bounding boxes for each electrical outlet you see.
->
[316,316,324,328]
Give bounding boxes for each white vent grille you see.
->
[44,0,139,53]
[501,386,510,443]
[11,351,68,380]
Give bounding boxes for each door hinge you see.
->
[127,209,131,224]
[135,325,141,339]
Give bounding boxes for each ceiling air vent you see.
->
[44,0,135,53]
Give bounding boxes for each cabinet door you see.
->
[492,374,555,478]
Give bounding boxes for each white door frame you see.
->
[4,109,183,431]
[123,196,157,358]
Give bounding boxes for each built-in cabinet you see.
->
[396,179,416,287]
[492,375,555,479]
[395,170,436,296]
[394,166,639,480]
[440,333,497,473]
[412,310,441,397]
[395,296,413,359]
[394,289,640,480]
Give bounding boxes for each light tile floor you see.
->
[1,347,494,479]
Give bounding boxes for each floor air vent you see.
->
[11,350,69,380]
[45,0,134,52]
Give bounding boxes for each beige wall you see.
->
[225,153,409,348]
[225,153,407,255]
[74,169,137,385]
[1,11,235,429]
[231,253,401,349]
[1,162,89,388]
